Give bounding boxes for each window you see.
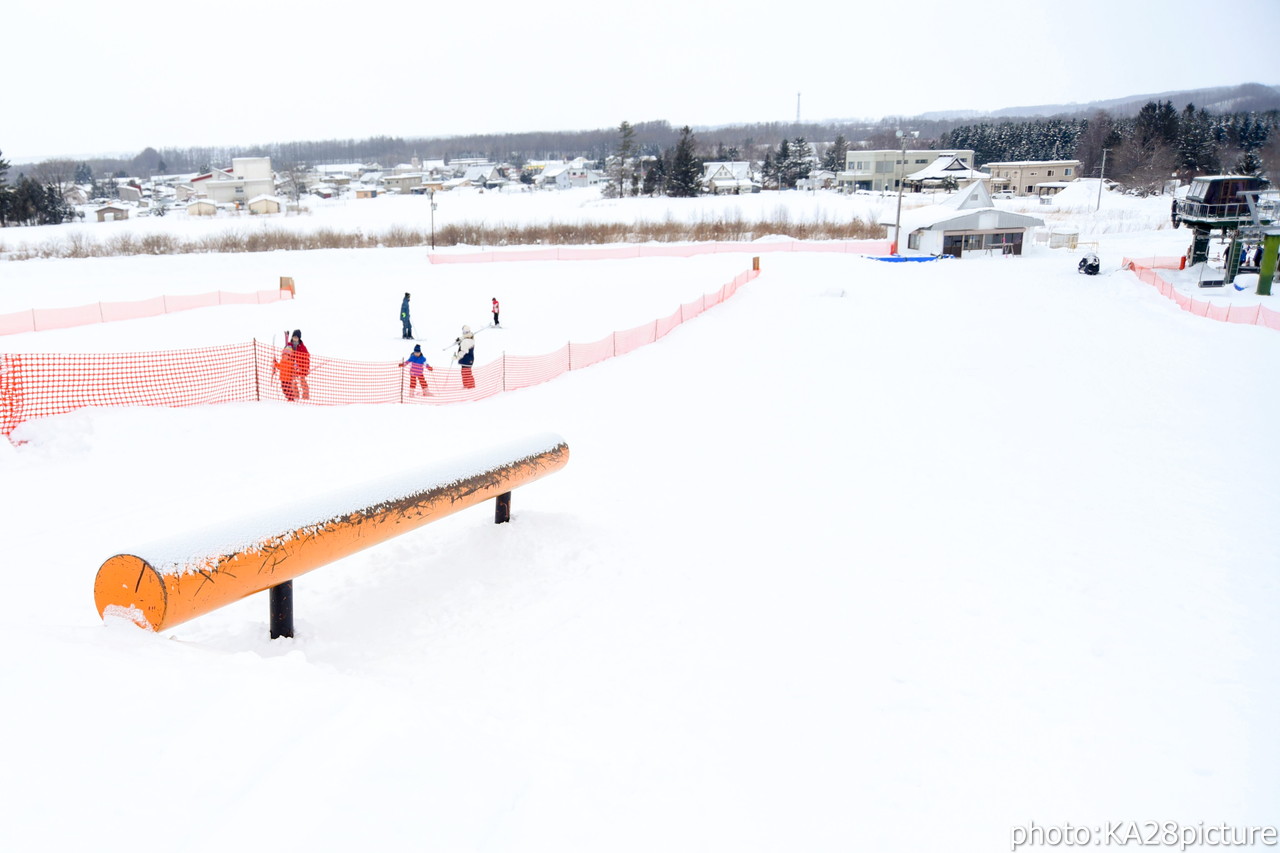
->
[1047,170,1054,176]
[1064,167,1073,176]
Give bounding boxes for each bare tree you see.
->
[31,159,77,198]
[1111,138,1179,195]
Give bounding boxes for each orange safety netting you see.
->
[1,268,759,435]
[1123,257,1280,331]
[0,288,292,336]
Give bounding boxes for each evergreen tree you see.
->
[1176,105,1219,175]
[642,153,665,196]
[785,137,812,186]
[608,120,637,199]
[74,162,93,184]
[821,134,849,172]
[1134,100,1179,148]
[772,139,792,188]
[0,149,11,227]
[666,126,701,198]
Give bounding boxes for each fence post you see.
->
[253,339,261,402]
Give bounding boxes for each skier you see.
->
[454,325,476,390]
[291,329,311,400]
[1078,252,1100,276]
[400,292,413,339]
[400,343,434,397]
[272,338,300,401]
[491,297,500,327]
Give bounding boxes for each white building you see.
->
[193,157,276,205]
[839,149,977,193]
[881,180,1044,258]
[701,162,757,194]
[981,160,1081,196]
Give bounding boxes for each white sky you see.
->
[6,0,1279,162]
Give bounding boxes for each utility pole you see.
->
[429,189,437,250]
[1096,148,1109,211]
[893,131,907,255]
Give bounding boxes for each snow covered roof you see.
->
[703,161,752,180]
[881,181,1044,233]
[905,154,990,183]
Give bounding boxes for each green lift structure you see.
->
[1173,175,1278,292]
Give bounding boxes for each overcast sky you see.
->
[5,0,1278,163]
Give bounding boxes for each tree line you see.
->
[0,151,81,226]
[3,100,1277,226]
[942,101,1280,192]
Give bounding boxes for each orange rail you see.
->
[95,435,569,633]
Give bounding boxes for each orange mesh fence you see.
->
[1,268,759,436]
[0,288,292,337]
[501,346,572,392]
[569,334,614,370]
[1123,257,1280,332]
[1,343,257,432]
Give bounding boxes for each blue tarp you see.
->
[870,255,952,263]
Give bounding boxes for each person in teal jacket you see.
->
[400,292,413,339]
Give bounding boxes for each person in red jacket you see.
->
[491,297,500,327]
[290,329,311,400]
[273,339,299,402]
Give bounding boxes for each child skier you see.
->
[455,325,476,389]
[400,343,433,396]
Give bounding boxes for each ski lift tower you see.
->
[1172,175,1276,284]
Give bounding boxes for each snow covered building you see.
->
[880,180,1044,258]
[192,157,276,204]
[536,160,606,190]
[247,195,283,214]
[903,154,990,191]
[701,162,757,194]
[981,160,1080,197]
[95,204,130,222]
[383,173,426,194]
[838,149,976,193]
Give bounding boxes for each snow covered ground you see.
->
[1,185,1276,852]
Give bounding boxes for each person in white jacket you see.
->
[454,325,476,389]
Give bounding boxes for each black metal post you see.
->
[270,581,294,639]
[495,491,511,524]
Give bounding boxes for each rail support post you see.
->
[495,491,512,524]
[270,581,294,639]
